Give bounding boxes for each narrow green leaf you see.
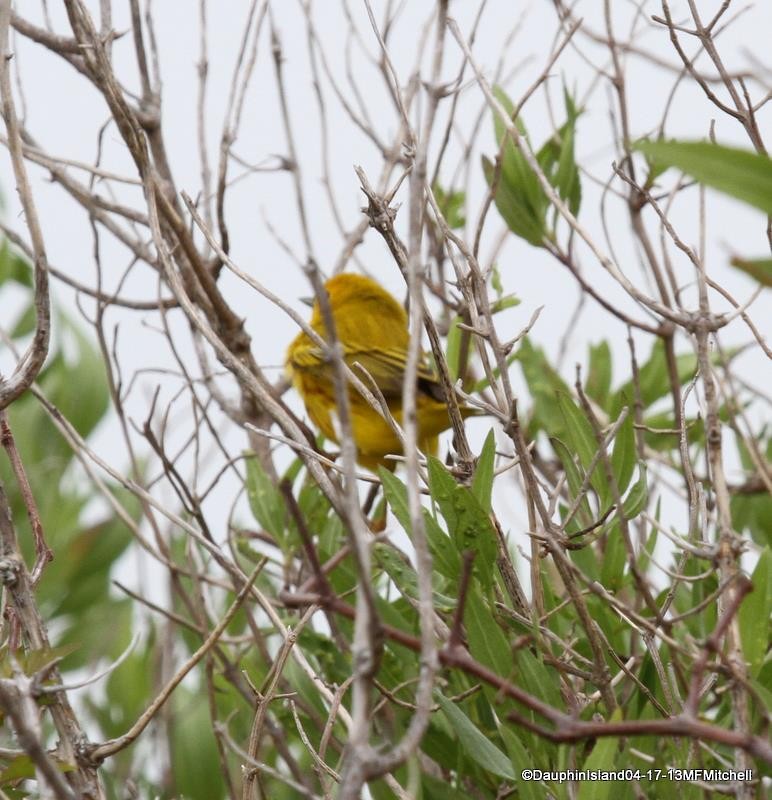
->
[557,392,609,505]
[427,457,461,532]
[465,587,512,679]
[739,547,771,676]
[611,339,697,416]
[482,155,546,246]
[749,674,772,715]
[586,341,612,409]
[491,263,504,296]
[551,437,593,529]
[500,727,543,800]
[432,183,466,229]
[10,300,37,338]
[436,693,516,781]
[622,465,648,518]
[423,509,462,580]
[446,315,463,381]
[170,689,226,800]
[636,497,660,575]
[513,645,565,710]
[471,430,496,514]
[610,405,636,496]
[472,348,518,393]
[554,115,581,215]
[374,543,419,598]
[730,256,772,287]
[379,467,460,579]
[0,755,36,783]
[46,311,109,438]
[427,457,497,588]
[297,480,331,533]
[600,522,627,592]
[0,241,33,287]
[576,710,622,800]
[516,338,571,435]
[634,140,772,215]
[490,293,521,314]
[245,455,286,541]
[422,774,469,800]
[379,468,413,533]
[374,543,455,611]
[492,86,547,222]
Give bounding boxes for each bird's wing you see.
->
[345,346,443,400]
[290,337,443,401]
[287,338,326,374]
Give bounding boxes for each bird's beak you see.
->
[300,296,314,307]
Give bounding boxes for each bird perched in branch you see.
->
[285,273,472,472]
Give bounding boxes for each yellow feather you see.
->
[286,273,471,471]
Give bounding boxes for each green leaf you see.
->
[576,710,622,800]
[0,755,36,784]
[516,338,571,435]
[551,437,593,529]
[423,509,462,580]
[500,727,543,800]
[730,256,772,287]
[58,598,132,672]
[611,339,696,416]
[379,468,460,579]
[732,489,772,548]
[11,300,38,338]
[446,315,463,381]
[485,87,583,244]
[471,348,519,394]
[0,241,33,287]
[482,155,546,246]
[102,645,155,737]
[433,183,466,229]
[379,468,412,532]
[436,693,516,781]
[490,293,521,314]
[636,498,660,575]
[557,392,609,506]
[600,522,627,592]
[739,548,771,676]
[491,263,504,296]
[513,644,565,710]
[750,672,772,715]
[427,458,497,588]
[586,341,612,409]
[471,430,496,514]
[49,517,132,616]
[554,116,581,215]
[297,479,331,533]
[170,689,226,800]
[534,89,582,219]
[422,774,470,800]
[492,87,547,223]
[54,312,110,438]
[465,587,512,679]
[610,404,636,496]
[374,543,456,611]
[622,465,648,518]
[244,455,286,542]
[634,140,772,215]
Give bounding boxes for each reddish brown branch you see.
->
[280,585,772,763]
[0,411,52,583]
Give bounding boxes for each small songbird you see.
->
[285,273,469,472]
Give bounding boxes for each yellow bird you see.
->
[285,273,467,472]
